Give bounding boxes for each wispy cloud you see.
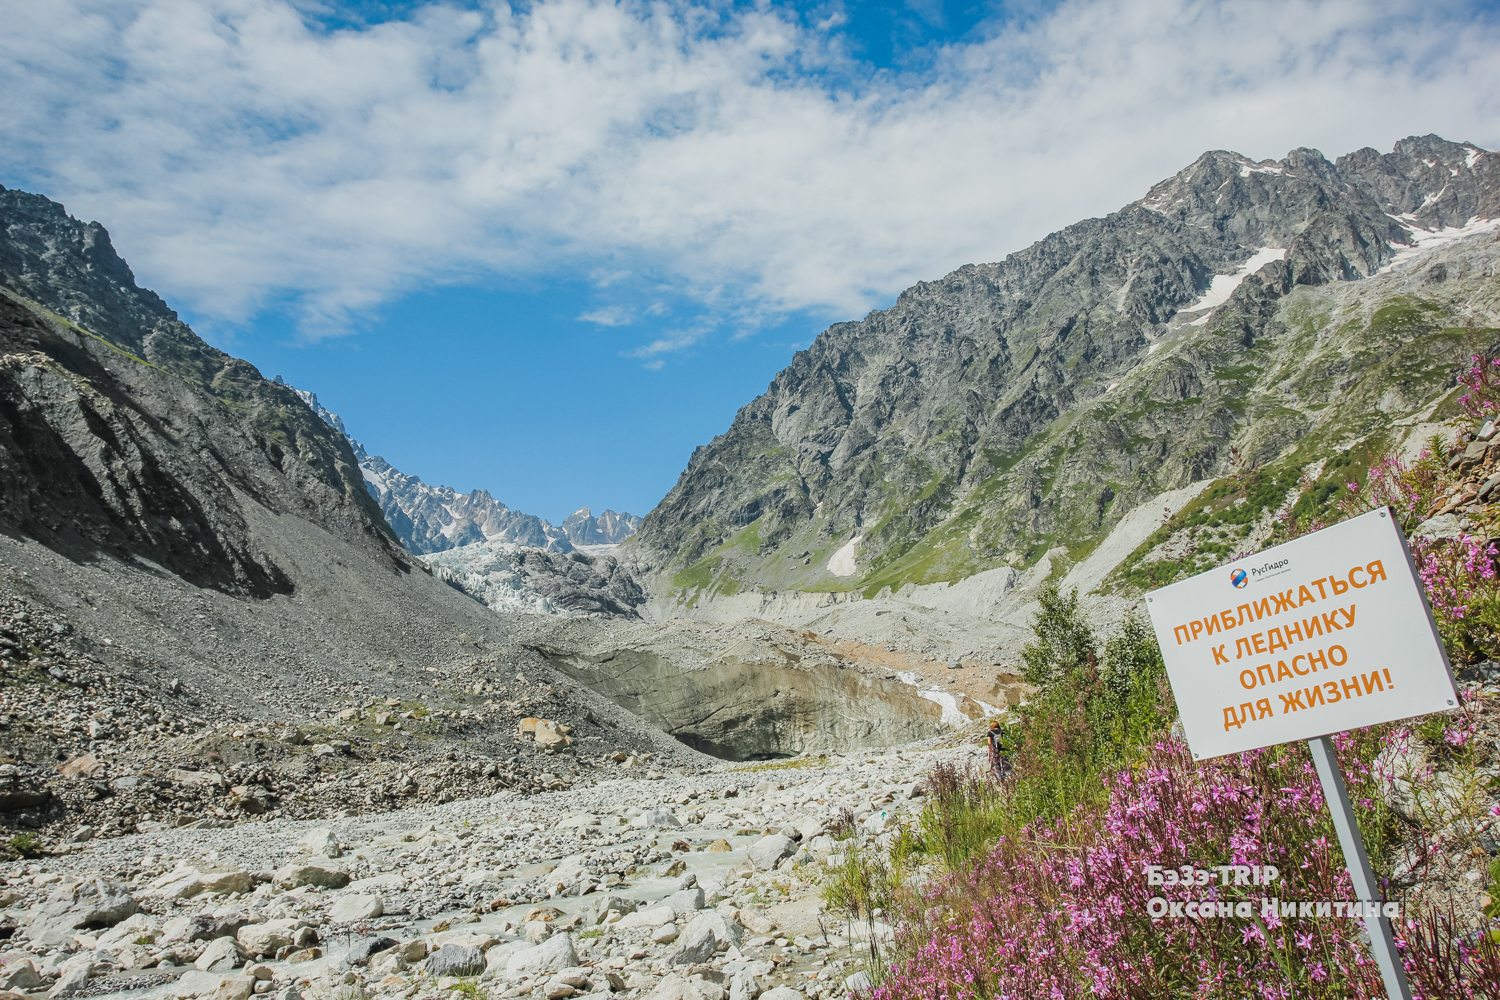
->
[626,325,711,358]
[578,306,633,327]
[1,0,1497,351]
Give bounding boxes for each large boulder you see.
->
[237,920,300,957]
[505,933,578,977]
[0,959,41,991]
[664,888,704,916]
[28,878,137,946]
[296,828,340,859]
[50,951,99,998]
[615,904,674,929]
[150,868,251,901]
[591,894,638,922]
[161,912,250,943]
[426,944,486,977]
[273,863,349,890]
[668,911,743,966]
[342,936,398,968]
[747,835,795,871]
[327,895,382,923]
[668,922,716,966]
[194,936,246,971]
[630,808,682,829]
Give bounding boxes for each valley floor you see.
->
[0,735,970,1000]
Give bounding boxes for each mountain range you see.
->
[291,389,640,556]
[623,134,1500,609]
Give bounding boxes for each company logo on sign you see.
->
[1230,568,1248,589]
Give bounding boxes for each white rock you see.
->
[505,933,579,977]
[194,936,245,972]
[237,919,299,957]
[47,952,95,998]
[793,816,825,840]
[651,924,679,944]
[1,959,42,991]
[630,808,682,829]
[682,911,741,950]
[171,972,240,998]
[747,835,795,871]
[95,913,159,953]
[664,888,704,915]
[758,988,804,1000]
[616,904,675,929]
[728,972,759,1000]
[327,895,383,923]
[296,828,340,859]
[737,910,776,936]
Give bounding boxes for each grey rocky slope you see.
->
[0,187,709,841]
[624,135,1500,607]
[294,390,640,556]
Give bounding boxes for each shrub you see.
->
[1019,583,1096,687]
[7,833,42,858]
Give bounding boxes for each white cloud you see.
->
[1,0,1497,349]
[578,306,633,326]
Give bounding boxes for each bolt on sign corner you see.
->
[1144,507,1461,759]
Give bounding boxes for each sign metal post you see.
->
[1306,735,1412,1000]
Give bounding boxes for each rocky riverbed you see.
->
[0,732,974,1000]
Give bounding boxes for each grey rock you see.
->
[844,971,872,991]
[668,922,716,965]
[48,952,95,998]
[631,808,682,829]
[757,989,804,1000]
[505,933,578,977]
[274,864,349,890]
[665,888,704,915]
[748,835,795,871]
[728,972,760,1000]
[194,936,245,972]
[591,894,639,922]
[679,911,740,952]
[1,961,42,991]
[1414,513,1461,541]
[28,877,137,946]
[425,945,486,978]
[341,936,398,968]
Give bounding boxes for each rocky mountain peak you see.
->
[292,390,640,557]
[626,134,1500,609]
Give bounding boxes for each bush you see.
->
[7,834,42,859]
[1019,584,1096,686]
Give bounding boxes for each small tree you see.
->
[1019,583,1096,687]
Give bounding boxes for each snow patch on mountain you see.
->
[1184,247,1288,323]
[1380,216,1500,274]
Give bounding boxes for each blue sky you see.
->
[2,1,1498,523]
